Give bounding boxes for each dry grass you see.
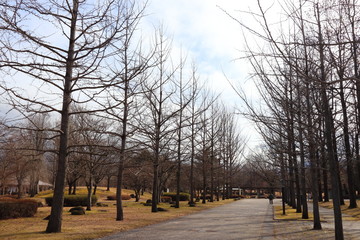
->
[274,205,314,221]
[319,200,360,221]
[0,187,233,240]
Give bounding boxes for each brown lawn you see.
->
[274,205,314,221]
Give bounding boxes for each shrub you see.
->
[160,196,172,203]
[106,195,131,201]
[96,202,108,207]
[143,199,152,206]
[69,206,85,215]
[162,192,190,201]
[45,195,97,207]
[0,199,39,219]
[71,210,85,215]
[122,195,131,200]
[107,195,116,200]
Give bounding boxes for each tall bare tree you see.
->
[0,0,130,232]
[136,28,179,212]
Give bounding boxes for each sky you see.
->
[143,0,278,150]
[0,0,281,152]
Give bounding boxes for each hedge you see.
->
[0,199,39,219]
[45,194,98,207]
[107,195,131,200]
[160,196,172,203]
[69,206,85,215]
[162,192,190,201]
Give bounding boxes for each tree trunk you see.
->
[321,135,329,202]
[151,155,159,212]
[297,117,308,219]
[280,149,287,215]
[350,2,360,200]
[68,183,72,195]
[17,182,22,199]
[305,55,321,231]
[135,189,140,202]
[93,184,97,195]
[175,158,181,208]
[339,77,357,208]
[116,161,124,220]
[316,5,343,238]
[316,151,323,202]
[202,154,207,204]
[72,181,77,195]
[107,176,111,191]
[46,1,78,233]
[288,155,296,209]
[86,176,92,211]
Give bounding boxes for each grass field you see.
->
[0,187,233,240]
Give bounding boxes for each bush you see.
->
[96,202,108,207]
[106,195,131,201]
[69,206,85,215]
[143,199,152,206]
[107,195,116,200]
[162,192,190,201]
[71,210,85,215]
[0,199,39,219]
[45,195,98,207]
[122,195,131,200]
[160,196,172,203]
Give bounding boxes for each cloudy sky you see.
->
[143,0,279,149]
[145,0,250,99]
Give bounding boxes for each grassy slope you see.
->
[0,187,233,240]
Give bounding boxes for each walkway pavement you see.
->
[97,199,360,240]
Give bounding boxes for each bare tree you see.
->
[136,28,179,212]
[0,0,130,232]
[99,1,151,220]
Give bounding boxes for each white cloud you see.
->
[141,0,284,150]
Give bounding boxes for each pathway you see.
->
[97,199,360,240]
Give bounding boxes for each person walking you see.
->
[268,193,274,204]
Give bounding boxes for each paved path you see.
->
[98,199,275,240]
[98,199,360,240]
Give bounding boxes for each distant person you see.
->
[268,194,274,204]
